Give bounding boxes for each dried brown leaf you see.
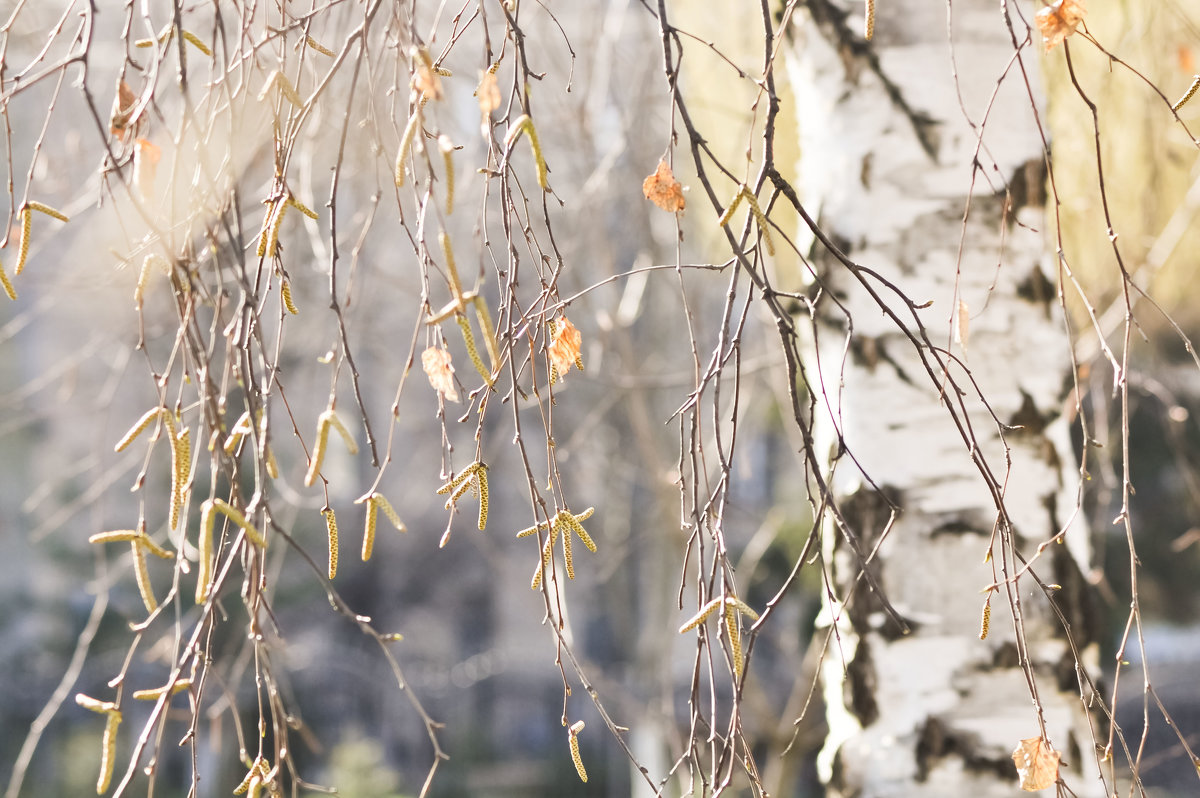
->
[133,138,161,203]
[111,80,138,140]
[548,316,582,376]
[1035,0,1085,52]
[422,346,459,402]
[415,63,443,101]
[955,298,969,353]
[476,70,501,116]
[642,160,685,213]
[1012,736,1061,791]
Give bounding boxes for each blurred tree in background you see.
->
[0,1,1198,797]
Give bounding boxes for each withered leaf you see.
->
[547,316,582,376]
[955,298,969,354]
[1035,0,1086,52]
[1011,736,1061,791]
[642,160,685,213]
[476,70,501,116]
[111,80,137,140]
[422,346,459,402]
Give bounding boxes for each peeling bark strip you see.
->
[786,0,1102,795]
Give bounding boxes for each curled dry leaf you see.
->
[547,316,582,376]
[955,298,969,354]
[422,346,459,402]
[111,80,138,140]
[414,63,443,101]
[1011,736,1061,791]
[1035,0,1085,52]
[133,138,161,203]
[642,160,686,213]
[476,70,501,116]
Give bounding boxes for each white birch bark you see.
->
[785,1,1104,795]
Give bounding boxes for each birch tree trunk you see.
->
[785,2,1105,795]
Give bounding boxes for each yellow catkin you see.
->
[730,596,759,621]
[212,498,266,548]
[15,206,31,276]
[26,201,69,222]
[258,410,279,479]
[979,601,991,641]
[725,604,743,677]
[445,477,473,508]
[717,186,745,227]
[373,493,406,531]
[362,499,377,561]
[472,298,500,372]
[436,462,478,495]
[304,414,330,487]
[568,724,587,783]
[865,0,875,40]
[281,279,299,315]
[135,25,172,48]
[562,508,597,553]
[169,428,191,532]
[439,135,455,215]
[233,758,268,795]
[196,500,215,604]
[139,535,171,559]
[458,314,492,386]
[0,259,15,301]
[306,35,335,56]
[323,508,339,580]
[98,710,121,793]
[324,410,359,454]
[131,541,157,613]
[1173,75,1200,113]
[223,411,253,454]
[259,70,303,108]
[476,468,489,531]
[265,200,289,257]
[530,526,558,589]
[89,530,142,544]
[288,194,319,219]
[395,111,422,187]
[75,694,117,714]
[504,115,549,189]
[180,30,212,56]
[132,679,191,700]
[256,201,273,257]
[246,776,263,798]
[744,191,775,256]
[439,231,464,302]
[562,515,575,580]
[114,408,162,452]
[515,519,552,538]
[134,256,152,307]
[678,597,724,634]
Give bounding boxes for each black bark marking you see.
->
[845,636,879,727]
[1016,264,1056,315]
[1007,388,1049,437]
[798,0,940,158]
[1050,542,1100,650]
[915,716,1021,782]
[839,485,912,639]
[1006,158,1048,212]
[992,640,1021,668]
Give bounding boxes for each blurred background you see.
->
[0,1,1198,797]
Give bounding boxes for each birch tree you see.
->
[787,1,1102,794]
